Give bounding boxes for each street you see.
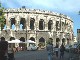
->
[14,50,70,60]
[15,50,48,60]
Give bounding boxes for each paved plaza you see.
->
[14,50,70,60]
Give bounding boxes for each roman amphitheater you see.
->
[0,7,74,47]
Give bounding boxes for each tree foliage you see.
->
[0,3,5,30]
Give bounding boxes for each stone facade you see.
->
[0,7,74,47]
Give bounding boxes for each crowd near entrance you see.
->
[1,36,80,60]
[0,36,68,50]
[0,36,68,48]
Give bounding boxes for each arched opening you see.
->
[10,37,15,41]
[29,37,35,41]
[48,38,53,44]
[30,18,35,30]
[19,37,25,42]
[62,38,65,45]
[67,38,69,44]
[39,37,45,42]
[48,20,53,30]
[56,38,60,42]
[1,37,5,41]
[10,37,15,47]
[10,18,16,30]
[39,19,45,30]
[19,37,25,50]
[20,18,26,29]
[56,38,60,47]
[39,37,45,48]
[56,21,60,31]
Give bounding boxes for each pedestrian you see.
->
[0,37,8,60]
[60,43,65,59]
[54,45,59,58]
[46,42,53,60]
[8,43,15,60]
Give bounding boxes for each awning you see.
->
[8,39,23,43]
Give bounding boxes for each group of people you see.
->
[46,42,65,60]
[0,37,14,60]
[0,37,65,60]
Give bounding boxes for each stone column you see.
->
[15,16,20,30]
[7,18,11,29]
[60,33,62,45]
[44,16,48,30]
[53,31,56,47]
[36,32,38,46]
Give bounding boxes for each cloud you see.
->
[1,0,80,12]
[1,0,21,8]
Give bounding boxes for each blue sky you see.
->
[1,0,80,36]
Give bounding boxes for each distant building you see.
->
[77,29,80,43]
[74,36,77,42]
[72,36,77,45]
[0,7,74,47]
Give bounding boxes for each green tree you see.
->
[0,3,5,31]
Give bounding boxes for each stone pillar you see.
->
[65,38,67,45]
[36,32,38,46]
[44,16,48,30]
[17,21,20,30]
[53,31,56,47]
[15,16,20,30]
[6,18,10,29]
[60,33,62,46]
[45,39,47,48]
